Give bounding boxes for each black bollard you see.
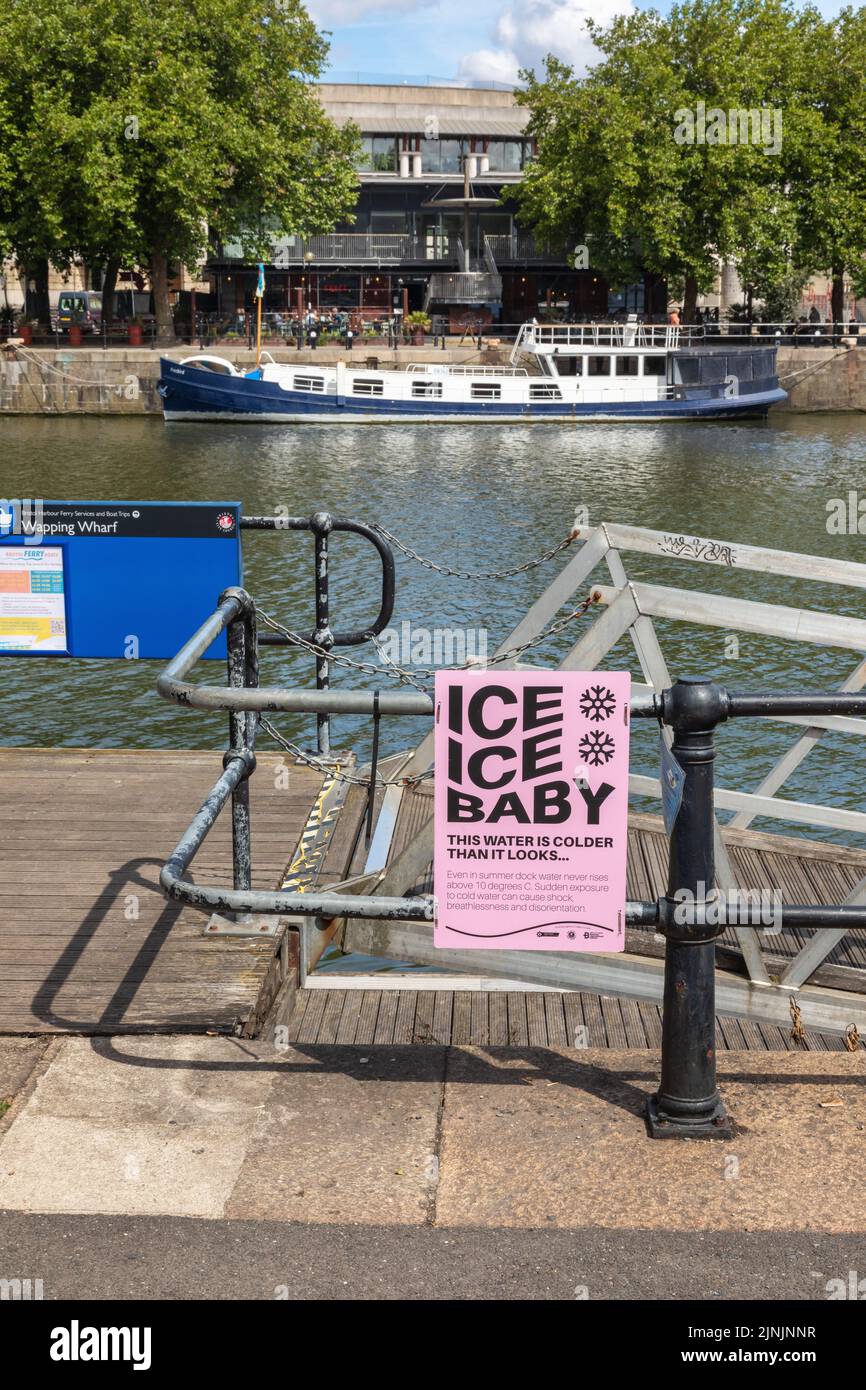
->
[647,677,733,1139]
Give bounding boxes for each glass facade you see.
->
[419,138,465,173]
[486,140,524,172]
[356,136,398,172]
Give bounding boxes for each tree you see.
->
[789,7,866,325]
[513,0,823,320]
[0,0,360,337]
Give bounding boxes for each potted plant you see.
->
[16,314,36,346]
[405,310,431,346]
[128,316,143,347]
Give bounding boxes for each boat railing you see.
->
[525,322,681,350]
[405,363,528,377]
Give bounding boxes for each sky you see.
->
[313,0,852,87]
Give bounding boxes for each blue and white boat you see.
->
[158,320,786,423]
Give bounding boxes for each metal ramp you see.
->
[319,522,866,1035]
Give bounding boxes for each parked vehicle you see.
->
[54,291,103,334]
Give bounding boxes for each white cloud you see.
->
[458,0,634,84]
[308,0,419,26]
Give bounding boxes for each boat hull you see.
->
[159,359,786,424]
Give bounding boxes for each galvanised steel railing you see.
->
[155,521,866,1140]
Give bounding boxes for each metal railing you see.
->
[516,322,683,354]
[426,271,503,304]
[155,585,866,1137]
[484,232,573,263]
[221,233,458,265]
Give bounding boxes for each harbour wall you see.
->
[0,343,863,415]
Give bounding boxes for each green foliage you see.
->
[758,268,811,322]
[0,0,360,331]
[513,0,866,308]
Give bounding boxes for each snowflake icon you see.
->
[579,684,616,721]
[578,729,616,766]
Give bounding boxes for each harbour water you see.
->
[2,411,865,836]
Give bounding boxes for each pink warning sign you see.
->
[433,670,630,952]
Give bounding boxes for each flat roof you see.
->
[318,82,529,138]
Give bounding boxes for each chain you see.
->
[369,522,577,580]
[255,528,599,785]
[12,343,118,388]
[255,588,600,692]
[259,715,433,787]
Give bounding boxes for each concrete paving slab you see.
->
[0,1036,276,1217]
[436,1048,866,1233]
[0,1039,48,1107]
[22,1036,274,1126]
[0,1116,253,1217]
[225,1046,446,1226]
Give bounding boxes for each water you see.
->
[2,412,865,840]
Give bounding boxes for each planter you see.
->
[128,323,143,347]
[69,325,83,347]
[412,329,426,346]
[19,324,33,346]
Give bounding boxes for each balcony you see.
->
[484,233,573,264]
[219,234,457,266]
[426,271,503,304]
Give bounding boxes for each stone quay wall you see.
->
[0,342,863,415]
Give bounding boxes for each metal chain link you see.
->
[259,716,434,787]
[369,522,577,580]
[255,526,599,786]
[255,589,600,693]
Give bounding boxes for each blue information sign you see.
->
[0,501,242,658]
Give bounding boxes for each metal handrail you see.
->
[156,552,866,1137]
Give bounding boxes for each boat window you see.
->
[411,380,443,398]
[294,374,325,392]
[673,358,701,385]
[554,356,583,376]
[470,383,502,400]
[587,356,612,376]
[193,360,234,375]
[529,383,562,400]
[643,356,667,376]
[615,356,640,376]
[353,378,384,396]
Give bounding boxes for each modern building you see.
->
[208,78,610,326]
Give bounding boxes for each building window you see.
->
[529,383,562,400]
[318,274,360,308]
[587,356,612,376]
[486,140,524,172]
[615,356,640,376]
[470,382,501,400]
[420,138,465,173]
[353,378,384,396]
[294,375,325,393]
[356,137,398,173]
[411,380,443,397]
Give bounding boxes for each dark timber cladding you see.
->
[0,748,326,1034]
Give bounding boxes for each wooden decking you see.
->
[371,784,866,986]
[4,745,866,1047]
[0,748,326,1034]
[286,987,854,1051]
